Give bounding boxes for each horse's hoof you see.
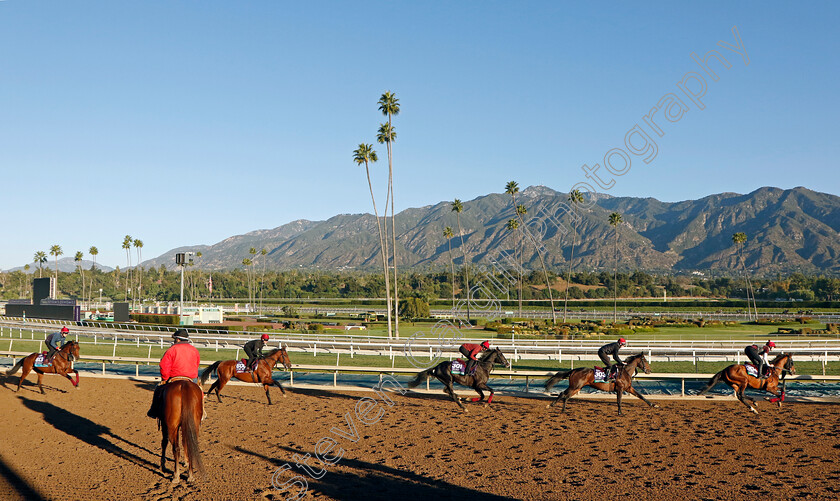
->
[653,404,660,409]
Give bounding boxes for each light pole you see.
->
[99,288,102,305]
[176,252,193,325]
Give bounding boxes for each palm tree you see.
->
[122,235,132,302]
[506,218,523,316]
[564,189,584,322]
[249,247,257,307]
[34,251,47,278]
[49,244,62,295]
[451,199,471,321]
[134,238,143,306]
[443,226,456,309]
[89,246,99,303]
[242,258,253,308]
[22,264,30,298]
[354,143,393,339]
[260,248,267,312]
[377,92,400,338]
[74,251,85,302]
[514,203,557,324]
[609,212,623,323]
[732,232,756,320]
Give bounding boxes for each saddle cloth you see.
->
[593,366,617,382]
[744,363,759,377]
[451,359,475,376]
[235,360,250,374]
[34,354,51,367]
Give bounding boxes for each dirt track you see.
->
[1,375,839,500]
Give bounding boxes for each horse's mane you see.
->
[61,340,77,348]
[624,353,645,362]
[264,348,283,357]
[478,348,499,361]
[770,353,790,363]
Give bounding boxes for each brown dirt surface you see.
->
[1,375,839,500]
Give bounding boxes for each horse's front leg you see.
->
[626,386,658,409]
[273,378,287,396]
[160,427,169,473]
[37,373,45,394]
[615,383,624,416]
[264,384,272,405]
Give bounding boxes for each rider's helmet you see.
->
[261,333,270,341]
[60,326,69,334]
[766,340,776,349]
[481,340,490,349]
[618,338,626,346]
[172,329,190,341]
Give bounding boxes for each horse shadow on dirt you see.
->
[236,444,518,501]
[17,397,162,476]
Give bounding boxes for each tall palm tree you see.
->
[609,212,623,323]
[49,244,62,296]
[732,232,756,320]
[451,199,471,321]
[443,226,456,309]
[134,238,143,306]
[22,264,30,298]
[122,235,132,302]
[377,93,400,338]
[249,247,257,307]
[74,251,85,302]
[506,218,523,316]
[193,251,203,300]
[514,204,557,324]
[505,182,526,317]
[564,189,584,322]
[260,248,267,312]
[34,251,47,278]
[242,258,253,308]
[354,143,392,338]
[89,246,98,303]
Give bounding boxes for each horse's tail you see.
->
[6,358,25,376]
[408,367,435,389]
[544,369,573,391]
[199,361,220,385]
[697,370,724,395]
[181,387,204,477]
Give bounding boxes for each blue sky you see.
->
[1,1,838,270]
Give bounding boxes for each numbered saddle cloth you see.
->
[593,367,608,382]
[235,360,250,374]
[34,354,51,367]
[451,359,474,376]
[744,363,759,377]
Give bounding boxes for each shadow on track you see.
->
[18,397,162,475]
[235,444,519,501]
[0,454,47,501]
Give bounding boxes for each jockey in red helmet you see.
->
[459,341,491,375]
[598,338,626,375]
[745,340,774,379]
[244,334,270,371]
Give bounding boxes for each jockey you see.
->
[745,340,775,379]
[598,338,626,374]
[459,340,490,375]
[45,327,69,361]
[147,329,201,419]
[244,333,269,371]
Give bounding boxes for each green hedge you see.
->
[130,313,180,325]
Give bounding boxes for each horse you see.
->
[697,353,795,414]
[158,378,204,483]
[544,353,659,416]
[407,348,510,411]
[5,341,80,394]
[199,347,292,405]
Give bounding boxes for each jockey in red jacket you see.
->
[148,329,201,419]
[459,341,490,375]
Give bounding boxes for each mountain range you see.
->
[137,186,840,276]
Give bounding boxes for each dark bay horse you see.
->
[159,378,204,483]
[698,353,795,414]
[544,353,659,415]
[200,347,292,405]
[408,348,510,411]
[5,341,80,394]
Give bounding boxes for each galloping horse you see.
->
[408,348,510,411]
[698,353,795,414]
[200,347,292,405]
[544,353,659,415]
[5,341,80,393]
[158,378,204,483]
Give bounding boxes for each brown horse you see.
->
[544,353,659,415]
[5,341,80,394]
[158,378,204,483]
[698,353,795,414]
[199,347,292,405]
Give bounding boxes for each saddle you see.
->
[744,363,767,378]
[34,352,51,368]
[451,359,477,376]
[235,359,251,374]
